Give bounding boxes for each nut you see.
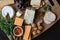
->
[33,27,37,31]
[38,26,43,30]
[32,31,37,36]
[37,30,41,34]
[31,23,36,28]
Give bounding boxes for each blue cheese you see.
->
[24,8,35,24]
[30,0,41,9]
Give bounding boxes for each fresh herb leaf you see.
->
[44,5,51,11]
[0,12,14,35]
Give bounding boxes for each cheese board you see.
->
[0,0,60,40]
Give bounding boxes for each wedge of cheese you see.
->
[30,0,41,9]
[24,8,35,24]
[14,17,24,26]
[23,25,31,40]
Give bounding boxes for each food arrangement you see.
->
[13,26,23,37]
[0,0,60,40]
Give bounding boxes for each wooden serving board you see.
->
[0,0,14,11]
[0,0,60,39]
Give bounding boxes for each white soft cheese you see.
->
[30,0,41,9]
[16,10,23,17]
[24,8,35,24]
[44,11,56,24]
[2,6,15,18]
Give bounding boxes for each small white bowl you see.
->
[13,26,23,37]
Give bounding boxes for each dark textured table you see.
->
[33,19,60,40]
[0,29,9,40]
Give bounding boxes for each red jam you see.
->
[14,28,22,35]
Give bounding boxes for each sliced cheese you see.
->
[23,25,31,40]
[14,17,24,26]
[24,8,35,24]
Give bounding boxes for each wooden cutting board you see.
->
[0,0,14,11]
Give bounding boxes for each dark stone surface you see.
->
[0,29,9,40]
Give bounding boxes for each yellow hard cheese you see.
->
[14,17,24,26]
[23,25,31,40]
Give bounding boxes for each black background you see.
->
[0,19,60,40]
